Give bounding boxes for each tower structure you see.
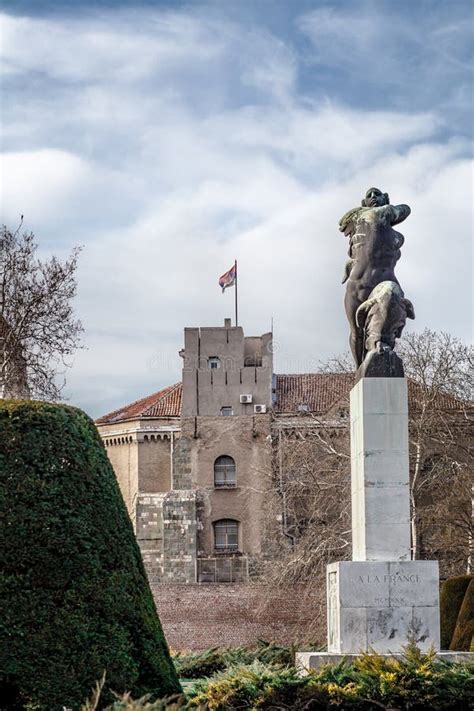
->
[97,319,273,584]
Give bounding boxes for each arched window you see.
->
[213,519,239,551]
[214,456,236,487]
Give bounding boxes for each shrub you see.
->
[185,643,474,710]
[0,401,181,710]
[173,640,293,679]
[173,648,229,679]
[440,575,473,649]
[187,660,310,709]
[451,578,474,652]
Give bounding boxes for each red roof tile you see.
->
[274,373,354,414]
[406,379,464,411]
[96,374,466,425]
[274,373,466,414]
[96,383,182,424]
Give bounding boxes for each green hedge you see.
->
[451,579,474,652]
[0,401,180,710]
[184,646,474,710]
[173,640,294,679]
[440,575,472,649]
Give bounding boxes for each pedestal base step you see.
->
[296,651,474,675]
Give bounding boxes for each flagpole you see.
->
[234,259,238,327]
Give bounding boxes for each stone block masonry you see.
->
[137,491,197,584]
[162,491,197,583]
[350,378,411,561]
[327,560,440,653]
[172,437,193,489]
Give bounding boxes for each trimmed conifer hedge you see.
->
[0,401,181,710]
[440,574,473,649]
[451,578,474,652]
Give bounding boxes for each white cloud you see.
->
[0,149,144,234]
[0,11,224,81]
[0,5,471,417]
[296,2,473,119]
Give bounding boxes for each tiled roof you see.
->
[407,380,465,411]
[274,373,465,414]
[96,383,182,424]
[96,373,466,425]
[274,373,354,414]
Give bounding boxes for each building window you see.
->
[208,356,221,369]
[220,406,233,416]
[213,519,239,551]
[214,456,236,487]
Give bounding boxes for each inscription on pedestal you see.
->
[358,574,421,583]
[327,560,440,653]
[357,572,422,606]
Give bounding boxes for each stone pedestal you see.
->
[296,378,448,669]
[327,560,440,653]
[326,379,441,654]
[351,378,411,561]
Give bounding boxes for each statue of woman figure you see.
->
[339,187,411,367]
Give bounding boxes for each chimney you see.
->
[224,318,231,328]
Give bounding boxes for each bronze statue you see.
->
[339,188,414,376]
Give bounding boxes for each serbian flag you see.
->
[219,263,236,292]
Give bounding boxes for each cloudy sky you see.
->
[1,0,472,418]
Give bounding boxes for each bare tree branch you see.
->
[260,329,473,616]
[0,225,83,400]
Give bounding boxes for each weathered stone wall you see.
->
[101,436,138,517]
[99,418,180,521]
[172,436,193,489]
[136,493,165,581]
[162,491,197,583]
[181,325,273,417]
[182,414,272,570]
[151,583,324,651]
[138,436,172,493]
[137,491,197,584]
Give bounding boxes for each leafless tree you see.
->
[257,411,351,641]
[398,330,473,574]
[263,330,473,605]
[0,222,83,400]
[268,417,351,583]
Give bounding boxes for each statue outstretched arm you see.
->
[338,207,363,236]
[390,204,411,226]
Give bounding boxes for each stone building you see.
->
[96,320,353,586]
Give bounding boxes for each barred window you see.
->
[214,456,236,487]
[213,519,239,551]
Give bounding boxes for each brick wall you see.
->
[151,583,325,651]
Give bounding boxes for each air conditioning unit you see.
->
[254,404,267,414]
[240,394,253,404]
